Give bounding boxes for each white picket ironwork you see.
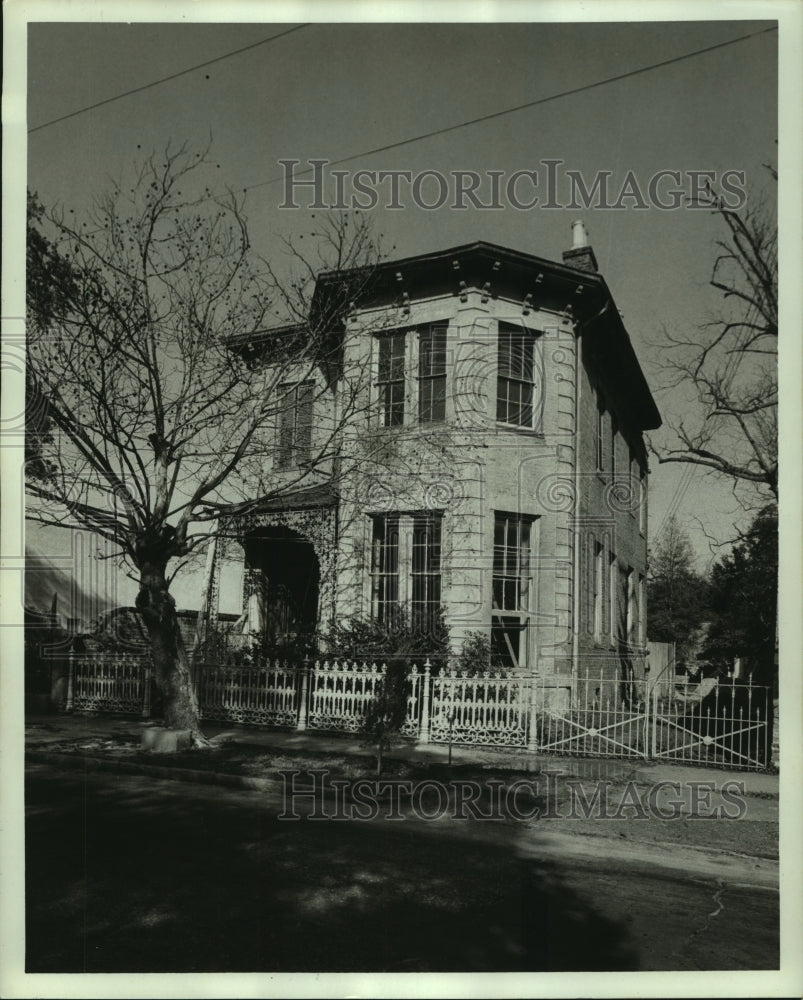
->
[430,669,530,748]
[307,659,383,732]
[198,661,299,727]
[400,664,424,739]
[65,651,773,771]
[71,653,150,715]
[306,659,421,735]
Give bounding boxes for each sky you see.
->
[7,4,791,609]
[3,11,803,992]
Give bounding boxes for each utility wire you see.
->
[244,25,777,191]
[29,24,775,167]
[28,24,309,134]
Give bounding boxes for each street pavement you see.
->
[16,711,781,972]
[23,762,779,973]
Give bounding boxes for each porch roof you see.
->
[249,484,338,513]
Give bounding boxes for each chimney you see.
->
[562,219,598,273]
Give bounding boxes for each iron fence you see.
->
[64,652,773,770]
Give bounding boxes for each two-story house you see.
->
[210,224,661,693]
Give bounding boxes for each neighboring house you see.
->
[207,224,661,690]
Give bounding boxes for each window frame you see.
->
[593,538,604,639]
[491,511,537,671]
[369,511,444,630]
[418,324,448,425]
[370,513,400,626]
[496,323,539,431]
[610,414,618,480]
[639,467,647,536]
[629,448,639,518]
[276,380,315,471]
[595,401,606,475]
[375,330,407,427]
[410,512,443,632]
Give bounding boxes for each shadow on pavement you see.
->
[25,765,639,973]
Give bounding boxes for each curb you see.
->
[26,749,276,793]
[26,748,779,889]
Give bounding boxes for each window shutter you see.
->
[277,388,295,469]
[296,383,314,463]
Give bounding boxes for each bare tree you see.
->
[26,143,391,742]
[650,173,777,502]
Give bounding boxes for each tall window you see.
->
[370,512,442,629]
[411,514,442,631]
[610,415,618,479]
[609,553,619,643]
[371,515,400,624]
[615,564,629,643]
[638,574,646,645]
[595,403,605,473]
[601,533,611,637]
[639,468,647,535]
[594,539,604,638]
[492,513,534,669]
[626,568,637,644]
[629,449,639,516]
[277,382,314,469]
[418,325,447,423]
[376,332,406,426]
[583,533,605,637]
[497,324,535,428]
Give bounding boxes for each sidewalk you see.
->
[23,711,780,873]
[24,710,779,797]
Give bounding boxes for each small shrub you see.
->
[454,630,513,675]
[361,660,409,776]
[320,606,449,671]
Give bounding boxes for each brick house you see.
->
[210,224,661,693]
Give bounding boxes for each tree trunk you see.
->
[136,560,204,740]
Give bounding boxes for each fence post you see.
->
[419,660,431,744]
[65,648,75,713]
[648,684,657,760]
[527,673,538,752]
[142,659,152,719]
[297,657,310,731]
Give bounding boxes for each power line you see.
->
[244,25,777,192]
[28,24,309,134]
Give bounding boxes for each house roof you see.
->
[232,239,660,431]
[314,239,661,430]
